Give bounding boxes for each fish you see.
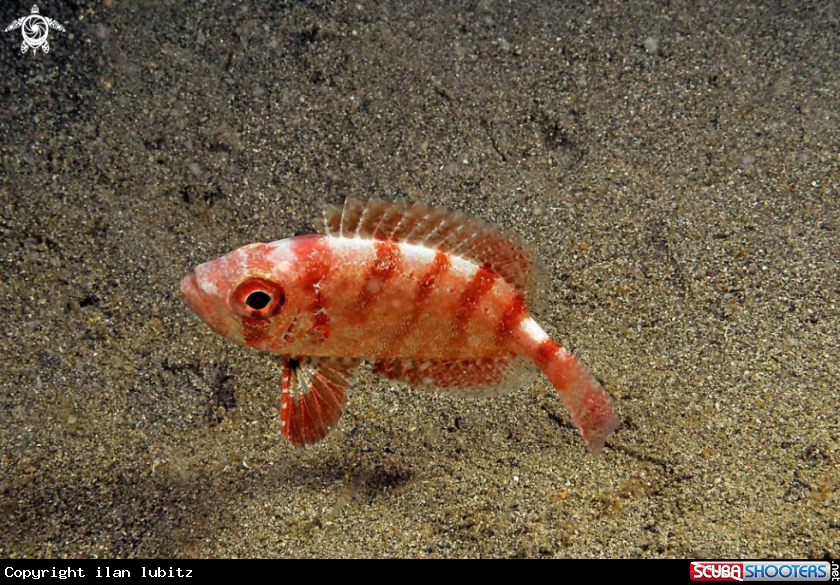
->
[181,199,619,453]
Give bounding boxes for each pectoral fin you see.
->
[280,356,359,447]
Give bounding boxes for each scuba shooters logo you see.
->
[690,561,836,582]
[691,563,745,582]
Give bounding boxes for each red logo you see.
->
[691,562,744,581]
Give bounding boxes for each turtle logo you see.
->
[5,5,65,55]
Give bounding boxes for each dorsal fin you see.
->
[316,198,542,304]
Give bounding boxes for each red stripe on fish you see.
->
[495,294,528,344]
[453,266,498,345]
[534,339,561,369]
[291,234,332,286]
[356,241,402,313]
[418,251,451,301]
[383,250,452,357]
[291,234,333,341]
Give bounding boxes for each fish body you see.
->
[181,199,619,452]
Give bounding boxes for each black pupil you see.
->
[245,291,272,311]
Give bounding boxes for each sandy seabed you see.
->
[0,0,837,558]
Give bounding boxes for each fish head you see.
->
[181,241,300,350]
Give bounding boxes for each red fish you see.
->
[181,199,619,452]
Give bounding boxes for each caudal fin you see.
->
[534,340,620,453]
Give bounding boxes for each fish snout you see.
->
[180,272,203,316]
[180,269,236,339]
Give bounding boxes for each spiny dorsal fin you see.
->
[316,198,542,304]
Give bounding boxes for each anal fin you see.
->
[280,356,359,447]
[372,355,535,398]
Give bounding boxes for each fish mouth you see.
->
[180,272,202,315]
[180,271,233,338]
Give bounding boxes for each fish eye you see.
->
[245,291,271,310]
[232,278,284,319]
